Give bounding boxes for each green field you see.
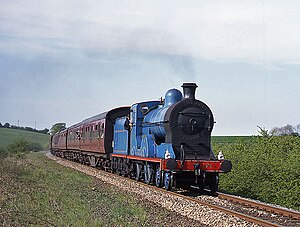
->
[212,135,252,144]
[0,128,49,149]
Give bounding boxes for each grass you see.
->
[0,128,49,149]
[0,153,184,226]
[212,136,252,144]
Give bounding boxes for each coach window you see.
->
[100,123,105,138]
[93,125,97,139]
[97,123,101,138]
[91,126,94,139]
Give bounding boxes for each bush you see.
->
[6,139,43,155]
[7,139,29,153]
[27,142,43,152]
[214,136,300,210]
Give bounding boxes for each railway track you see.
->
[187,190,300,227]
[217,192,300,220]
[140,185,300,227]
[155,188,285,227]
[47,153,300,227]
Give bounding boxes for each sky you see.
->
[0,0,300,135]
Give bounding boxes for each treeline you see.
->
[0,122,49,134]
[270,124,300,136]
[257,124,300,138]
[214,135,300,210]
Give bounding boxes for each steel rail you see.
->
[139,184,282,227]
[217,192,300,220]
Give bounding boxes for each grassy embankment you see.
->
[0,128,195,226]
[0,153,156,226]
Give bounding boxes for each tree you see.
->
[270,124,299,136]
[39,128,50,134]
[3,123,10,128]
[25,127,34,132]
[282,124,294,135]
[296,124,300,135]
[50,123,66,135]
[257,125,269,137]
[269,127,279,136]
[0,123,2,128]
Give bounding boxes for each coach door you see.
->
[97,121,105,153]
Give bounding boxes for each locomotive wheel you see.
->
[196,175,205,192]
[155,166,163,188]
[135,163,143,181]
[128,163,135,179]
[144,164,154,184]
[117,158,122,176]
[122,159,129,176]
[164,171,173,191]
[207,173,219,194]
[198,183,205,192]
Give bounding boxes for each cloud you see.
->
[1,0,300,64]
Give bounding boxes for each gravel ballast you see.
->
[47,153,258,227]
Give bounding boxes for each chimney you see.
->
[181,83,198,100]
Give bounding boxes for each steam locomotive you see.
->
[50,83,232,192]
